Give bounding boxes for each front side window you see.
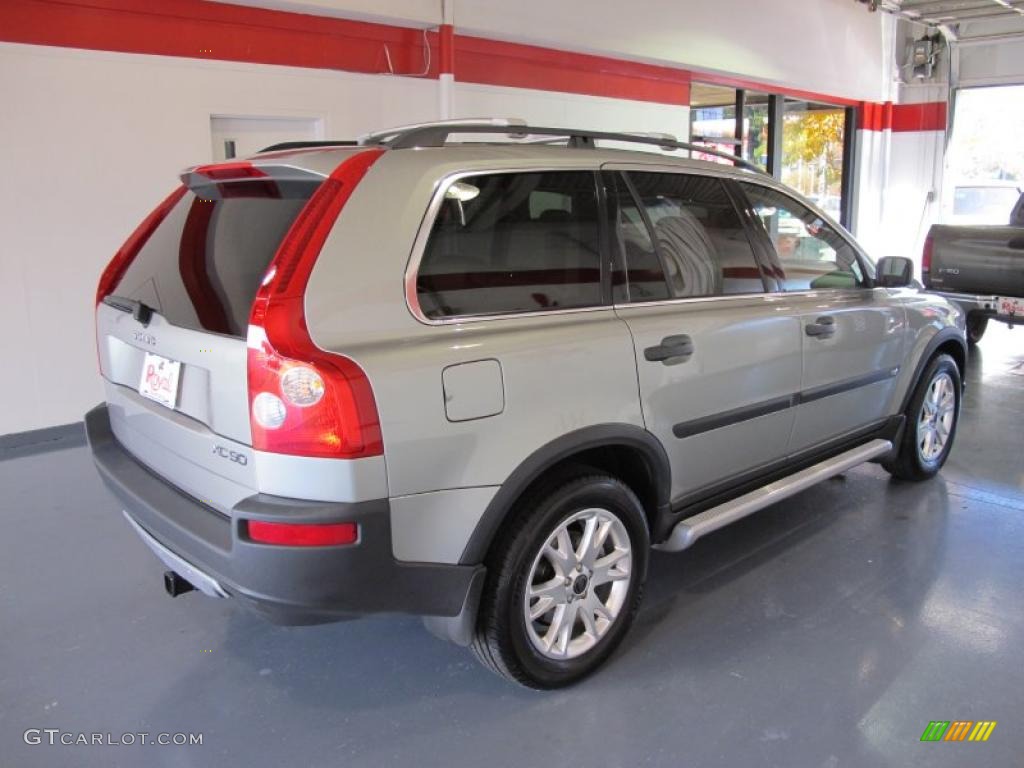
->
[619,171,765,299]
[416,172,602,319]
[739,182,865,291]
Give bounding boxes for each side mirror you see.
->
[876,256,914,288]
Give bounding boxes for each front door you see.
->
[736,181,906,452]
[604,168,802,501]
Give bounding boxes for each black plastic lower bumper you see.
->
[85,404,482,625]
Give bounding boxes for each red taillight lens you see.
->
[96,186,186,306]
[922,234,934,275]
[247,520,358,546]
[191,162,278,198]
[192,162,267,181]
[247,149,385,459]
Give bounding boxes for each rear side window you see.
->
[619,172,765,299]
[416,172,602,319]
[739,182,865,291]
[606,173,669,303]
[113,182,318,337]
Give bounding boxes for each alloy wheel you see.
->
[522,508,633,660]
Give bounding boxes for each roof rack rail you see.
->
[258,140,358,153]
[357,117,528,145]
[359,121,765,174]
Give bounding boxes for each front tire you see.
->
[471,471,649,689]
[884,353,961,481]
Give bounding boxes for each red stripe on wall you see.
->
[0,0,687,103]
[891,101,947,132]
[0,0,909,111]
[857,100,946,132]
[857,101,889,130]
[0,0,437,76]
[454,35,691,105]
[438,23,455,76]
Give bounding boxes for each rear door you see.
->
[604,168,802,501]
[96,159,331,513]
[736,181,906,452]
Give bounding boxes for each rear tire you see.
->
[967,314,988,345]
[471,471,648,689]
[883,354,961,481]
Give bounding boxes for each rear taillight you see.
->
[191,162,278,198]
[247,520,359,546]
[192,162,267,181]
[96,186,186,306]
[247,149,385,460]
[922,234,934,282]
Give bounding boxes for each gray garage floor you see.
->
[2,325,1022,768]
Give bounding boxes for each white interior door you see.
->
[210,115,323,161]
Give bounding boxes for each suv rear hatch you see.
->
[95,150,367,514]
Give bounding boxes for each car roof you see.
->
[239,142,765,182]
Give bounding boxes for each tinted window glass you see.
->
[114,181,317,337]
[626,172,765,298]
[417,172,602,319]
[740,182,865,291]
[606,174,669,303]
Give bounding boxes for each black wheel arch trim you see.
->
[899,327,967,413]
[458,423,671,565]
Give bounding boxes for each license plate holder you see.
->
[995,296,1024,317]
[138,352,182,408]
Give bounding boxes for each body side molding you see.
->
[672,367,900,440]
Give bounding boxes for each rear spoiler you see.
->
[180,161,328,198]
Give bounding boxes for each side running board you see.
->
[655,439,893,553]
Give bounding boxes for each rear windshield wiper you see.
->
[102,294,156,327]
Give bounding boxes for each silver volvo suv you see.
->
[87,120,966,688]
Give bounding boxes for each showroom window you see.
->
[689,83,770,171]
[780,100,848,224]
[739,182,865,291]
[416,171,603,319]
[689,84,855,228]
[615,171,766,299]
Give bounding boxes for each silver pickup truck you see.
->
[924,191,1024,344]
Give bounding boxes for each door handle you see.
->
[644,334,694,364]
[805,316,836,339]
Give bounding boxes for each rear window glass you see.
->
[112,181,318,337]
[416,172,602,319]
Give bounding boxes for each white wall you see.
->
[455,0,890,102]
[0,42,687,434]
[453,82,689,138]
[852,19,949,265]
[234,0,892,102]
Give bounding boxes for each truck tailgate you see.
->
[927,224,1024,296]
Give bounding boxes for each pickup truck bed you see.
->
[924,196,1024,343]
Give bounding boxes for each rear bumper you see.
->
[85,404,482,625]
[929,291,1024,325]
